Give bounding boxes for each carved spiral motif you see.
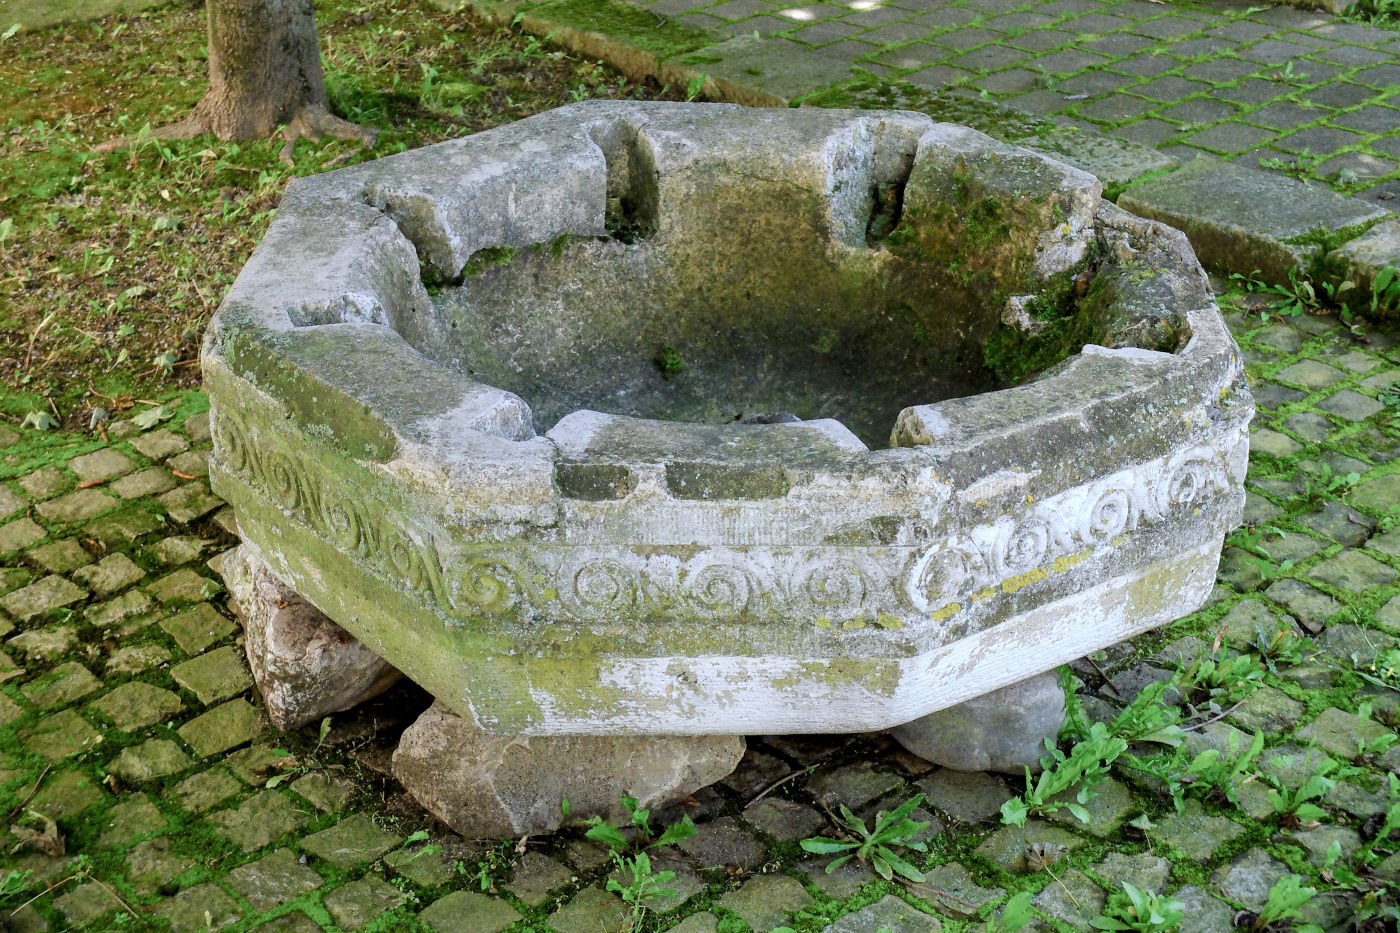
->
[798,561,868,615]
[568,559,636,616]
[317,495,368,554]
[217,413,252,474]
[1161,457,1214,510]
[911,538,984,608]
[997,522,1048,575]
[264,452,303,511]
[449,555,522,617]
[685,562,754,617]
[1087,486,1133,539]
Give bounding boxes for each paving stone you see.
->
[722,748,792,797]
[1151,799,1246,859]
[159,481,224,523]
[1211,847,1290,910]
[150,534,211,565]
[1297,706,1392,758]
[1380,594,1400,629]
[1030,866,1103,931]
[975,820,1085,873]
[384,843,456,887]
[290,770,355,812]
[1217,599,1301,648]
[54,882,124,925]
[8,624,77,660]
[1325,779,1389,818]
[109,738,193,784]
[299,813,401,868]
[159,602,237,655]
[110,466,177,499]
[828,893,943,931]
[19,467,72,500]
[149,567,220,603]
[505,851,576,906]
[210,789,307,852]
[668,914,719,933]
[918,861,1001,918]
[1093,851,1171,893]
[1318,622,1397,668]
[808,760,903,809]
[676,815,767,870]
[322,874,405,930]
[1228,685,1306,734]
[97,793,167,846]
[72,552,145,596]
[916,769,1010,824]
[1047,776,1133,837]
[1247,427,1302,458]
[1298,500,1376,546]
[171,645,252,704]
[252,912,322,933]
[87,508,161,546]
[126,836,195,893]
[1276,358,1347,389]
[106,643,171,675]
[25,539,92,574]
[1277,660,1335,689]
[20,661,99,708]
[744,796,826,841]
[35,487,118,523]
[67,448,134,483]
[30,768,103,822]
[167,449,212,478]
[86,588,156,630]
[174,766,242,813]
[227,847,323,912]
[178,698,263,757]
[1351,474,1400,512]
[1174,885,1237,933]
[1290,824,1362,867]
[184,411,212,442]
[1329,218,1400,304]
[719,872,814,929]
[1283,411,1332,444]
[0,574,85,621]
[0,485,24,521]
[24,709,101,760]
[226,744,295,785]
[1263,578,1342,631]
[1318,389,1387,422]
[1309,550,1397,592]
[133,428,190,460]
[799,857,873,900]
[0,566,30,597]
[154,883,242,932]
[420,890,524,933]
[1119,157,1387,283]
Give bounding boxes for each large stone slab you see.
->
[391,701,744,837]
[1119,157,1386,285]
[1327,218,1400,318]
[890,670,1064,773]
[205,101,1250,737]
[222,545,399,730]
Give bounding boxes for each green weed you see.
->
[800,792,931,882]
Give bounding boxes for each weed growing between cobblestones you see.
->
[800,793,930,882]
[1091,882,1184,932]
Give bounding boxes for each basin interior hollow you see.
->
[397,123,1094,448]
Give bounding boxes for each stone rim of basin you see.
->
[203,102,1252,736]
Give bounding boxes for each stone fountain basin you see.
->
[204,101,1252,737]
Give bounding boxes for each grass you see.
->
[0,0,681,429]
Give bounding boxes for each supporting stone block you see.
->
[221,545,400,730]
[392,701,745,837]
[889,670,1065,774]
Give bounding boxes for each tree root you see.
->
[279,105,378,165]
[95,104,377,164]
[94,115,208,154]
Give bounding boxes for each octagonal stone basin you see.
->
[204,101,1253,737]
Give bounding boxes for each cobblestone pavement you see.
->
[630,0,1400,202]
[0,294,1399,931]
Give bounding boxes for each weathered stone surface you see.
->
[1328,219,1400,313]
[108,739,193,783]
[1119,157,1387,284]
[206,101,1250,738]
[222,545,399,729]
[891,670,1064,773]
[827,894,942,932]
[393,701,744,837]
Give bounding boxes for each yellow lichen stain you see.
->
[814,615,832,629]
[1110,534,1129,548]
[1051,549,1092,573]
[1001,566,1047,594]
[842,618,867,630]
[972,586,998,603]
[542,586,558,601]
[1193,507,1202,516]
[876,614,903,629]
[930,602,961,622]
[1025,494,1036,503]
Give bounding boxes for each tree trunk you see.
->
[196,0,329,140]
[99,0,375,160]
